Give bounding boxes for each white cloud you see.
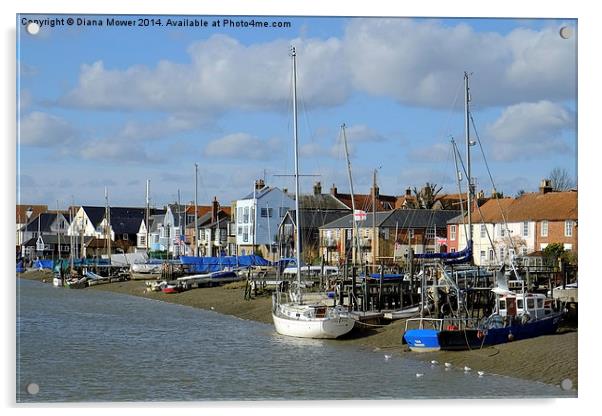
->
[59,35,349,115]
[203,133,282,160]
[485,100,574,161]
[344,19,576,108]
[408,142,452,162]
[56,20,575,117]
[19,111,79,147]
[79,139,162,163]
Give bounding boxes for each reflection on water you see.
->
[16,279,574,402]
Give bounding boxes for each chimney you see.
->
[539,179,553,194]
[477,190,485,199]
[330,184,338,196]
[371,185,380,198]
[211,196,219,223]
[313,181,322,195]
[405,187,412,197]
[255,178,265,190]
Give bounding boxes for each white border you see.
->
[3,1,599,415]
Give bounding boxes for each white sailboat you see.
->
[271,47,355,339]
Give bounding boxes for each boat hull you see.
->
[272,312,354,339]
[403,328,441,352]
[438,313,563,351]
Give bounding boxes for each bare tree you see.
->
[412,182,443,209]
[549,167,575,191]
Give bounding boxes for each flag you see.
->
[353,210,367,221]
[436,237,447,245]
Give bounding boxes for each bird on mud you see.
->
[478,371,485,377]
[384,354,392,361]
[464,366,472,372]
[444,362,453,368]
[430,360,439,365]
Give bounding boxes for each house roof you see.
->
[320,210,394,229]
[241,186,278,200]
[290,194,351,211]
[449,191,578,223]
[320,208,462,230]
[395,193,468,210]
[21,213,63,232]
[282,210,350,229]
[22,235,93,246]
[381,209,462,229]
[333,193,397,212]
[82,206,166,234]
[16,205,48,223]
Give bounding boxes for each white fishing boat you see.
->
[271,47,354,339]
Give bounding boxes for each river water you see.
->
[16,279,573,402]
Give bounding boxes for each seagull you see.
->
[210,306,215,310]
[373,347,381,352]
[430,360,439,365]
[416,373,424,378]
[444,362,453,368]
[384,354,392,361]
[478,371,485,377]
[464,366,472,372]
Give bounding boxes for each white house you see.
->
[235,179,295,257]
[147,204,187,256]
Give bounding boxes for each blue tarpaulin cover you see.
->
[33,259,54,270]
[179,255,271,273]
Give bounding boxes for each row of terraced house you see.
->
[16,179,577,268]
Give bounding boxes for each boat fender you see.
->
[476,330,484,339]
[447,325,458,331]
[507,333,514,341]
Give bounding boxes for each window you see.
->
[123,233,128,240]
[260,208,273,218]
[500,247,505,261]
[237,226,242,236]
[522,221,529,237]
[480,250,486,260]
[139,235,146,247]
[500,226,505,237]
[200,229,205,240]
[450,248,456,253]
[517,299,524,309]
[237,208,242,224]
[537,298,543,309]
[408,229,414,239]
[521,247,528,256]
[480,224,486,238]
[450,225,457,241]
[489,249,494,261]
[243,207,249,223]
[426,227,435,239]
[565,220,573,237]
[499,300,506,311]
[541,220,548,237]
[383,229,390,240]
[527,298,535,310]
[243,226,248,242]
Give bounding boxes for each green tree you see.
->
[542,243,565,268]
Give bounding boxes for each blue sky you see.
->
[16,14,577,209]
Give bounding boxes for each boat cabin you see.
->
[496,293,553,320]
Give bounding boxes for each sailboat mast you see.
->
[342,124,361,266]
[105,187,111,261]
[56,200,61,261]
[291,46,302,294]
[464,72,473,247]
[146,179,150,255]
[194,163,199,257]
[372,169,377,270]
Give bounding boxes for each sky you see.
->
[16,14,578,210]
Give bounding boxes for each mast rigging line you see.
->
[468,112,520,277]
[451,139,499,265]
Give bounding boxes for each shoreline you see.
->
[18,270,578,390]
